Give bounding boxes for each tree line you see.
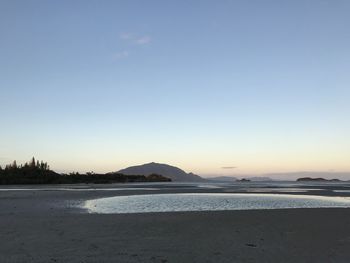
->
[0,157,171,185]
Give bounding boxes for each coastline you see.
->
[1,184,350,262]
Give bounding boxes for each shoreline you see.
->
[1,183,350,262]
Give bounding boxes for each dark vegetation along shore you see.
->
[0,157,171,184]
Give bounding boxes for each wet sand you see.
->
[0,183,350,262]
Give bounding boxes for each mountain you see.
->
[118,162,204,182]
[207,176,237,182]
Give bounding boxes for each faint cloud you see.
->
[113,50,129,60]
[222,166,237,169]
[114,32,151,61]
[120,32,152,45]
[135,36,151,45]
[120,33,132,40]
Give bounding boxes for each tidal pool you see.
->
[84,193,350,214]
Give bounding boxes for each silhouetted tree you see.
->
[30,157,36,168]
[12,160,17,169]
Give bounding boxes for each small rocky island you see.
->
[237,178,251,182]
[296,177,341,182]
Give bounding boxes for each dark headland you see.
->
[0,158,171,184]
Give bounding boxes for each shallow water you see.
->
[333,190,350,193]
[237,188,322,193]
[84,193,350,214]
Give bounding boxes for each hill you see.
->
[118,162,204,182]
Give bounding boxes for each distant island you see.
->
[263,172,350,181]
[207,176,237,182]
[0,158,171,185]
[296,177,341,182]
[237,178,251,182]
[207,176,273,182]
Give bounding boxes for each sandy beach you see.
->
[0,183,350,263]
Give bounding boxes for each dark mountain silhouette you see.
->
[118,162,204,182]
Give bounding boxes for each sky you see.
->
[0,0,349,176]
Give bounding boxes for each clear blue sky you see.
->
[1,0,349,175]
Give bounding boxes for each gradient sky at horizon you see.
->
[1,0,349,176]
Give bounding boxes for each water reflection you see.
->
[85,193,350,214]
